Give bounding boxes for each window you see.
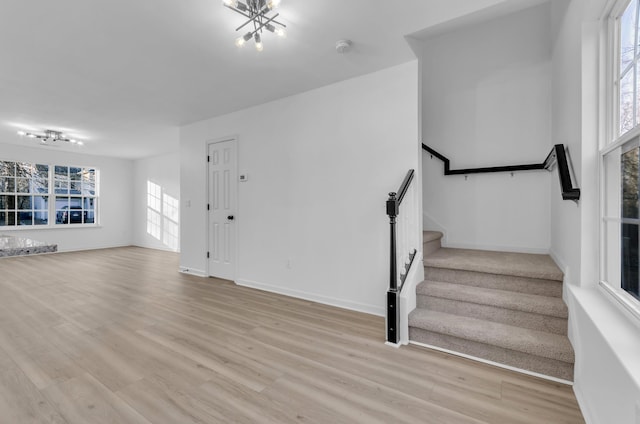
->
[602,0,640,315]
[0,160,98,228]
[54,166,97,225]
[0,161,50,226]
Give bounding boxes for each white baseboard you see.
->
[409,340,574,386]
[442,241,549,255]
[572,383,596,424]
[132,243,179,253]
[179,267,207,277]
[548,248,569,276]
[236,278,385,317]
[423,212,447,242]
[57,243,133,253]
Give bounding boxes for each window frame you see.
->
[600,0,640,321]
[0,158,100,230]
[53,165,98,227]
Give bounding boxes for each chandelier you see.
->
[223,0,286,51]
[17,130,84,146]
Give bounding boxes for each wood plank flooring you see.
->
[0,247,585,423]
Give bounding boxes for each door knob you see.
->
[227,215,234,220]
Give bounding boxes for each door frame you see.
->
[205,135,239,281]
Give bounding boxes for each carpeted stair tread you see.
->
[417,280,568,318]
[408,309,574,364]
[423,231,443,244]
[423,231,443,257]
[425,248,563,282]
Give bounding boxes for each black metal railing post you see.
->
[385,169,416,345]
[387,192,399,291]
[386,191,399,344]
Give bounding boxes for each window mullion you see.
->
[48,164,53,226]
[634,0,640,127]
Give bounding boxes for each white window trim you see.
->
[599,0,640,322]
[0,160,100,230]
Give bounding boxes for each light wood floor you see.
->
[0,247,584,424]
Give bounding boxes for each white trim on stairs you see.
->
[408,340,574,386]
[442,241,549,255]
[572,383,596,424]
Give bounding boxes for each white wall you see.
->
[133,152,180,252]
[180,62,420,315]
[0,143,133,251]
[421,3,552,253]
[551,1,640,423]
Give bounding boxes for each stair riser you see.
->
[409,327,574,381]
[424,267,563,297]
[423,239,441,256]
[417,295,568,336]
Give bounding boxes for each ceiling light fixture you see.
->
[17,130,84,146]
[223,0,286,51]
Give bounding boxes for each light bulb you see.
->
[222,0,237,6]
[275,27,286,37]
[77,141,84,146]
[70,139,77,144]
[27,133,36,138]
[267,0,281,9]
[254,33,263,51]
[17,130,25,136]
[236,32,252,47]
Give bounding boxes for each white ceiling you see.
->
[0,0,540,159]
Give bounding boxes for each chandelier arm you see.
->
[234,11,281,34]
[225,4,287,29]
[250,13,280,34]
[224,4,253,20]
[236,16,257,32]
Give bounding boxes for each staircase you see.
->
[408,231,575,382]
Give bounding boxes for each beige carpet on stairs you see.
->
[409,231,575,382]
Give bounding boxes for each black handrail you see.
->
[395,169,415,205]
[386,169,417,345]
[543,145,581,201]
[422,143,580,201]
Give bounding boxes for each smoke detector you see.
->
[335,39,352,54]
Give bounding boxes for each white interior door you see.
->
[208,139,237,280]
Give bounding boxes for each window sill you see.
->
[0,224,102,231]
[599,280,640,324]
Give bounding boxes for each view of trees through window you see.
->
[619,0,639,134]
[0,161,49,226]
[622,148,640,299]
[613,0,640,302]
[0,160,97,227]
